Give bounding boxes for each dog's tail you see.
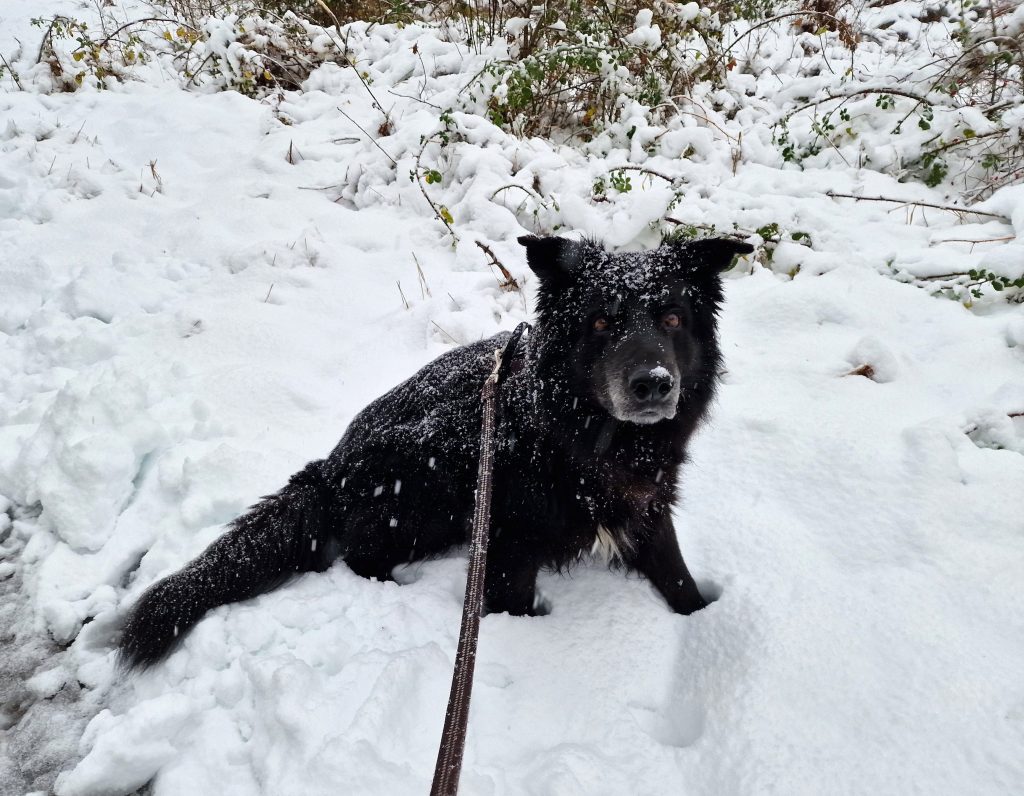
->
[118,459,343,670]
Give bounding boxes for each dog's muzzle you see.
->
[606,365,680,424]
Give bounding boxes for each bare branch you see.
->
[825,191,1010,221]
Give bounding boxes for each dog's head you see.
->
[519,236,752,425]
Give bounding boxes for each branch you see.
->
[0,50,23,90]
[931,235,1014,245]
[489,183,542,202]
[825,191,1010,222]
[475,240,519,291]
[606,165,680,184]
[95,17,195,50]
[414,137,458,241]
[924,128,1010,157]
[784,87,934,119]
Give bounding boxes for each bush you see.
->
[773,1,1023,202]
[458,0,782,138]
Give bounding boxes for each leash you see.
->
[429,321,530,796]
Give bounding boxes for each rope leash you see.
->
[429,322,530,796]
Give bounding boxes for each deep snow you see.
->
[1,2,1023,795]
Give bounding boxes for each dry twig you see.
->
[825,191,1009,222]
[475,240,519,291]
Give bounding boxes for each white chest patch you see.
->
[591,524,634,563]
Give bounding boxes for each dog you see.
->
[119,235,752,668]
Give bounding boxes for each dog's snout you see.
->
[629,367,674,403]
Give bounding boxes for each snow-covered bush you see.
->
[6,0,1022,310]
[455,0,800,139]
[773,1,1023,202]
[29,3,339,95]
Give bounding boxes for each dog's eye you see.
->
[592,316,611,333]
[661,311,683,329]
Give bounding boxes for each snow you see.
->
[2,2,1023,795]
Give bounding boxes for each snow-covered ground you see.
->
[2,2,1023,794]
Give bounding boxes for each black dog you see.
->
[119,235,752,668]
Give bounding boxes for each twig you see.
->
[0,51,24,90]
[663,218,759,238]
[414,137,458,241]
[336,106,397,165]
[431,320,461,344]
[489,183,542,202]
[264,283,275,303]
[475,240,519,291]
[35,16,64,64]
[923,128,1010,157]
[606,165,680,184]
[397,280,410,309]
[387,88,442,109]
[448,292,462,311]
[825,191,1010,222]
[932,235,1015,245]
[784,87,934,118]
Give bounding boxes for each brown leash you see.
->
[429,322,530,796]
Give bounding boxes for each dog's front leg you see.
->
[483,538,541,616]
[628,514,708,616]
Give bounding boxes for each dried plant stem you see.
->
[413,253,432,298]
[336,106,396,165]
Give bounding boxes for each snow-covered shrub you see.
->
[31,13,153,90]
[28,3,341,95]
[773,1,1023,203]
[460,0,778,139]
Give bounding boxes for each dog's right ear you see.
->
[681,238,755,273]
[517,235,582,288]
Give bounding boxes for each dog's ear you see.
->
[518,235,583,287]
[678,238,755,272]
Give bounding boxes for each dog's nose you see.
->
[629,367,674,402]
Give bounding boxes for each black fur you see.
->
[119,236,752,669]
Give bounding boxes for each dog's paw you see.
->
[695,578,723,605]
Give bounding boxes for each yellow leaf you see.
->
[439,207,454,225]
[263,69,273,81]
[162,30,173,41]
[72,51,84,61]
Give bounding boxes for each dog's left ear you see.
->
[677,238,755,272]
[518,235,583,287]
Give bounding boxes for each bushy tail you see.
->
[119,459,343,669]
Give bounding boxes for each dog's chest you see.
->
[569,462,665,558]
